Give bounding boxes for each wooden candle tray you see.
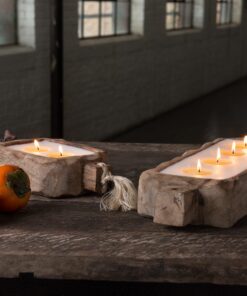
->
[0,139,108,198]
[138,139,247,228]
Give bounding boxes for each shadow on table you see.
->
[0,277,246,296]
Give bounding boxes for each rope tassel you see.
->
[97,163,137,212]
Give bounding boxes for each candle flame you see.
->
[197,159,201,173]
[232,141,236,155]
[34,139,40,151]
[59,145,63,157]
[216,147,221,163]
[244,136,247,147]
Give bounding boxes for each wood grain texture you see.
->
[138,139,247,228]
[0,139,106,197]
[1,142,247,286]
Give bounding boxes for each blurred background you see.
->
[0,0,246,144]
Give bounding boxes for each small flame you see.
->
[34,139,40,151]
[216,147,221,163]
[197,159,201,173]
[244,136,247,147]
[59,145,63,157]
[232,141,236,155]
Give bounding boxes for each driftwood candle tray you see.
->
[138,138,247,228]
[0,139,108,198]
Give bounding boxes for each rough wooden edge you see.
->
[138,138,247,228]
[83,162,111,194]
[0,139,108,197]
[0,138,107,163]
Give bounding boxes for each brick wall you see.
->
[0,0,50,138]
[63,0,247,141]
[0,0,246,141]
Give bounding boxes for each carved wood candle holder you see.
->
[138,139,247,228]
[0,139,109,198]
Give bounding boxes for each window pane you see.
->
[166,0,201,31]
[0,0,16,46]
[216,0,240,25]
[117,1,129,34]
[216,3,221,24]
[221,3,228,23]
[83,17,99,37]
[101,16,114,36]
[225,2,232,23]
[184,2,193,28]
[174,3,182,29]
[78,0,131,39]
[102,1,113,15]
[166,3,175,30]
[84,1,99,15]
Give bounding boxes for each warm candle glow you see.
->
[163,139,247,180]
[203,147,231,166]
[197,159,201,173]
[47,145,74,158]
[216,147,221,163]
[59,145,63,157]
[34,139,40,151]
[24,140,49,153]
[222,140,245,157]
[183,159,211,176]
[244,136,247,147]
[232,141,236,155]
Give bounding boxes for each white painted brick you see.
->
[63,0,247,141]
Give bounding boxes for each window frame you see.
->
[216,0,236,26]
[78,0,132,40]
[166,0,195,32]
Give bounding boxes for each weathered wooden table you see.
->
[0,143,247,287]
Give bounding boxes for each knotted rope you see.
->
[97,162,137,212]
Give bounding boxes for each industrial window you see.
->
[0,0,17,46]
[78,0,131,39]
[166,0,195,31]
[216,0,242,25]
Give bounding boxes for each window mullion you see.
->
[99,1,102,37]
[173,2,177,29]
[230,0,233,24]
[114,1,118,35]
[182,1,185,29]
[128,0,131,34]
[191,0,194,28]
[82,1,84,38]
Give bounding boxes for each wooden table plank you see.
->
[0,142,247,286]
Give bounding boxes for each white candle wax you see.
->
[8,140,95,157]
[161,139,247,180]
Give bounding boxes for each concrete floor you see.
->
[111,76,247,144]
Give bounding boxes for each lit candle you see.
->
[236,136,247,149]
[183,159,211,176]
[203,147,231,166]
[222,141,245,157]
[24,139,49,153]
[47,145,74,158]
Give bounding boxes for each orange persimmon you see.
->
[0,165,31,212]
